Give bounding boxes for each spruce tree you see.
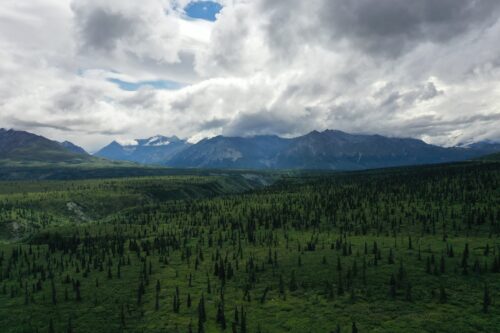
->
[198,294,206,323]
[51,279,57,305]
[48,318,55,333]
[389,274,396,298]
[405,282,412,302]
[66,316,73,333]
[240,307,247,333]
[439,285,447,303]
[216,302,226,329]
[120,304,125,329]
[483,284,491,313]
[289,270,298,292]
[279,274,285,296]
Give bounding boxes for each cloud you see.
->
[0,0,499,152]
[319,0,500,57]
[77,8,135,52]
[72,0,181,62]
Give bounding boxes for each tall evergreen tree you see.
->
[48,318,55,333]
[66,316,73,333]
[51,279,57,305]
[483,284,491,313]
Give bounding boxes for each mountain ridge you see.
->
[2,128,499,170]
[166,129,490,170]
[0,128,92,164]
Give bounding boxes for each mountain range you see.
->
[1,128,499,170]
[94,130,500,170]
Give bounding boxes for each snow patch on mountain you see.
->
[144,136,171,146]
[116,139,138,146]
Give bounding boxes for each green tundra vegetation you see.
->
[0,161,499,333]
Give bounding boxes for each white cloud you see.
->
[0,0,499,152]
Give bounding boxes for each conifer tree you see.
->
[274,274,283,301]
[289,270,298,292]
[48,318,55,333]
[240,307,247,333]
[197,315,205,333]
[51,279,57,305]
[216,302,226,329]
[405,282,412,302]
[120,304,125,329]
[137,281,144,305]
[198,294,206,323]
[66,316,73,333]
[389,274,396,298]
[75,280,81,302]
[439,285,447,303]
[483,284,491,313]
[388,249,394,264]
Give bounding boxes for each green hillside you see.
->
[479,152,500,161]
[0,129,136,169]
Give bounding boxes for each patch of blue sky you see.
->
[184,1,222,21]
[108,78,185,91]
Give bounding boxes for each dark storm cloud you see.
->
[260,0,500,58]
[320,0,500,57]
[74,7,135,52]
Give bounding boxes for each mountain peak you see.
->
[95,135,191,164]
[134,135,183,147]
[306,129,348,137]
[322,129,345,134]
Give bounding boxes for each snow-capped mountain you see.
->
[94,135,190,164]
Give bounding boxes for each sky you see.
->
[1,0,500,152]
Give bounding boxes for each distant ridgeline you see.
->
[0,128,131,171]
[0,128,90,164]
[1,128,500,171]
